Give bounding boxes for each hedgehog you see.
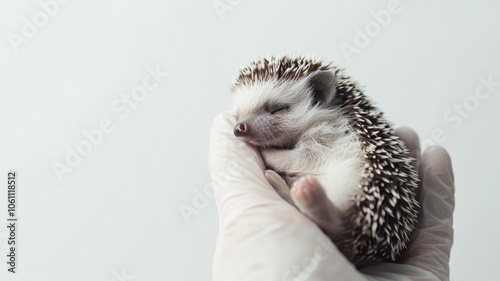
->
[230,55,419,266]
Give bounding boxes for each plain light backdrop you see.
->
[0,0,499,280]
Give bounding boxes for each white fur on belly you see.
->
[316,156,364,214]
[312,132,365,214]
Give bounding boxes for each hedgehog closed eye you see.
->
[269,105,289,114]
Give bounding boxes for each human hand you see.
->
[210,111,454,281]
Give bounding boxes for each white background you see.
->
[0,0,499,280]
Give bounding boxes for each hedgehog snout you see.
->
[233,122,250,137]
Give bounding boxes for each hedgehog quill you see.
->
[230,55,419,266]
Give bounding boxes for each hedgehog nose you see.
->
[234,123,249,137]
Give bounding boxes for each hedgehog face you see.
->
[232,70,338,148]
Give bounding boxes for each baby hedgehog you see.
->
[230,55,419,266]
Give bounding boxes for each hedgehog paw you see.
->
[264,170,294,205]
[291,175,343,236]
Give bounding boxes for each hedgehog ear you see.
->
[306,70,337,106]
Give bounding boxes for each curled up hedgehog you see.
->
[230,55,419,266]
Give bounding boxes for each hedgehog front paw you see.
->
[264,170,294,205]
[291,175,344,237]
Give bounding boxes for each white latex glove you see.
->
[210,111,454,281]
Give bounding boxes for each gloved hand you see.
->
[210,111,454,281]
